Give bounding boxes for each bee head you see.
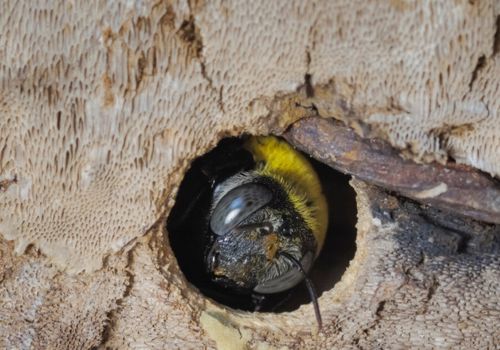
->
[206,179,316,294]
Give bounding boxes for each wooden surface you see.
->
[0,1,499,348]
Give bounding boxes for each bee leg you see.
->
[251,293,268,312]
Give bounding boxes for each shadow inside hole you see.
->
[167,137,357,313]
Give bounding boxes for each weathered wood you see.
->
[0,1,499,349]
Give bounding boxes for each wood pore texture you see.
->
[0,1,499,349]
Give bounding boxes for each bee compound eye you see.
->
[210,183,273,236]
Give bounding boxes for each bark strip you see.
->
[285,117,500,224]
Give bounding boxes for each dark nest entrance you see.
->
[167,136,357,313]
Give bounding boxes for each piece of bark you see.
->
[285,117,500,224]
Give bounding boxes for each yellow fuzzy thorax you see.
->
[244,136,328,255]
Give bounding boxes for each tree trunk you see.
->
[0,1,499,349]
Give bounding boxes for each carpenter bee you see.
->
[168,136,328,328]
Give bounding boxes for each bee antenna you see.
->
[279,252,322,330]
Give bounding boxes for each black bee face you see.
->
[168,136,334,329]
[206,179,316,294]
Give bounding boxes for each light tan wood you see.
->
[0,1,499,348]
